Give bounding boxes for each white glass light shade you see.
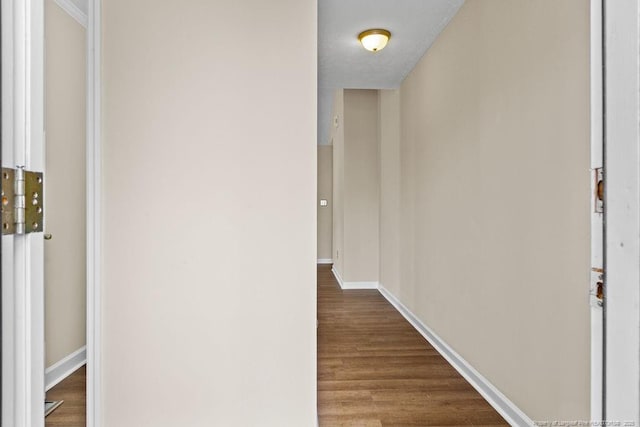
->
[358,29,391,52]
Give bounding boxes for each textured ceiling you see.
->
[318,0,464,145]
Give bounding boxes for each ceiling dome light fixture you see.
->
[358,29,391,52]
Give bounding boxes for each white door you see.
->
[589,0,604,421]
[604,0,640,422]
[1,1,46,426]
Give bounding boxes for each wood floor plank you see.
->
[45,365,86,427]
[317,264,508,426]
[40,266,509,426]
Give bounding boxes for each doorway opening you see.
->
[42,0,88,424]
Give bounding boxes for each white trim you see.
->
[331,266,379,290]
[603,0,640,422]
[331,265,344,288]
[378,284,534,427]
[341,281,378,290]
[2,0,46,426]
[589,0,604,421]
[27,0,47,423]
[45,346,87,391]
[331,266,378,289]
[2,3,18,425]
[317,259,333,264]
[52,0,87,28]
[86,0,102,425]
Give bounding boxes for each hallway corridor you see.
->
[317,264,508,426]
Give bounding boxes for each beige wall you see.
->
[44,0,87,367]
[378,90,401,294]
[379,0,591,420]
[332,89,380,283]
[331,90,345,275]
[318,145,333,261]
[343,90,379,283]
[102,0,317,425]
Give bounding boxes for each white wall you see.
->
[318,145,333,261]
[379,0,591,420]
[102,0,317,425]
[44,0,87,368]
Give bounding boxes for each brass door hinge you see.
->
[591,267,604,307]
[594,167,604,214]
[1,166,44,235]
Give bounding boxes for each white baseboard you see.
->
[330,266,379,290]
[45,346,87,391]
[341,281,379,290]
[331,265,344,288]
[317,259,333,264]
[377,285,534,427]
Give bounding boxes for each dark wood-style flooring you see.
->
[42,267,507,426]
[45,365,86,427]
[317,264,508,426]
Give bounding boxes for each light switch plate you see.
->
[320,199,328,207]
